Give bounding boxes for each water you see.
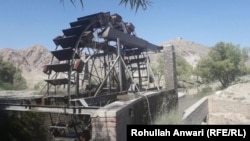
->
[153,89,213,124]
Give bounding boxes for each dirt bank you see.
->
[208,81,250,124]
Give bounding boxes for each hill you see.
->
[0,45,52,88]
[160,37,211,67]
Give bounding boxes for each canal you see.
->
[153,88,213,124]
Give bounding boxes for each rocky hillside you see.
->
[161,37,211,67]
[0,45,53,88]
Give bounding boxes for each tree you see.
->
[175,53,193,81]
[119,0,151,11]
[0,57,16,84]
[61,0,151,12]
[152,53,165,86]
[152,53,193,87]
[194,56,213,83]
[0,57,27,90]
[0,111,48,141]
[195,42,249,88]
[13,70,27,90]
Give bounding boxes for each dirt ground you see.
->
[208,79,250,124]
[180,75,250,124]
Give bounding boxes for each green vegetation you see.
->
[152,52,193,88]
[152,42,249,90]
[0,57,27,90]
[0,111,48,141]
[119,0,151,11]
[152,53,165,86]
[176,53,193,81]
[195,42,249,88]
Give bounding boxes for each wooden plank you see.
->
[63,25,83,36]
[125,58,146,65]
[124,48,144,56]
[45,78,74,86]
[44,63,70,73]
[53,35,78,49]
[51,48,80,61]
[0,104,98,115]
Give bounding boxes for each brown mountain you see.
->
[0,45,53,88]
[160,37,211,67]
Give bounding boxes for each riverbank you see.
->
[179,75,250,124]
[208,81,250,124]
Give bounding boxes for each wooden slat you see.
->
[77,12,104,21]
[125,58,146,65]
[45,63,70,73]
[70,19,91,28]
[130,67,147,71]
[53,35,78,49]
[51,48,79,61]
[124,49,144,56]
[62,25,83,36]
[45,78,74,86]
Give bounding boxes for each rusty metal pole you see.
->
[117,38,123,92]
[68,60,72,105]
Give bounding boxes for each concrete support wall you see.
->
[181,96,208,124]
[164,45,177,91]
[91,90,177,141]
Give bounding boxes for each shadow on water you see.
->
[153,89,213,124]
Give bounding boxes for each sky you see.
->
[1,0,250,50]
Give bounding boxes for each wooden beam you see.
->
[0,104,98,115]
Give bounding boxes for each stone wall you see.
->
[163,45,177,91]
[91,90,178,141]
